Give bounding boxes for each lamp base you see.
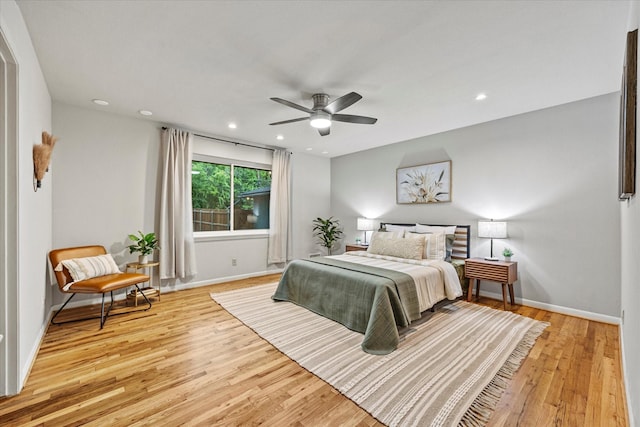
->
[484,256,499,261]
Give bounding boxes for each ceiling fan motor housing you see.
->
[312,93,330,109]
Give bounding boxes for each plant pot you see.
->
[138,255,149,264]
[504,256,511,262]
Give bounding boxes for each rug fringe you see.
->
[458,321,549,427]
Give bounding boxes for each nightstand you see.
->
[465,258,518,310]
[345,244,368,252]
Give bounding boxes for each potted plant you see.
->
[312,217,344,255]
[502,247,514,262]
[127,231,160,264]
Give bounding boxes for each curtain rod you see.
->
[162,126,276,152]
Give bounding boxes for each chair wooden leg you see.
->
[501,284,508,310]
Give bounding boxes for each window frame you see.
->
[192,153,272,240]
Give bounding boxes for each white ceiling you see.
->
[17,0,631,157]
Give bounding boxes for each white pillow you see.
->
[384,224,416,234]
[415,224,457,235]
[59,254,121,282]
[367,236,425,260]
[407,232,446,260]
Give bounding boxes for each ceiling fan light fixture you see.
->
[309,111,331,129]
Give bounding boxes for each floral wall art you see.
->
[396,160,451,204]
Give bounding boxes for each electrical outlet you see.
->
[231,258,237,266]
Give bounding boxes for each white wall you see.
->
[52,103,330,300]
[52,103,160,304]
[332,94,621,319]
[0,0,52,392]
[620,4,639,426]
[290,152,331,258]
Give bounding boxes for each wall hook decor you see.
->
[33,131,58,192]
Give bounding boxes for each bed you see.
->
[272,223,471,354]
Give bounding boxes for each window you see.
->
[192,159,271,232]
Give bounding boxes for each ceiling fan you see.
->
[269,92,377,136]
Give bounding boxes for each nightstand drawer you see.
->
[345,244,368,252]
[465,258,517,284]
[465,263,510,282]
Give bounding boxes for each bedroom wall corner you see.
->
[331,93,621,319]
[620,2,639,425]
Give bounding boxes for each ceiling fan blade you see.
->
[318,127,330,136]
[270,97,314,114]
[324,92,362,114]
[269,117,309,126]
[331,114,377,125]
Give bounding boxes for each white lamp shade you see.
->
[357,217,375,231]
[478,221,507,239]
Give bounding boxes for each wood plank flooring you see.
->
[0,274,628,426]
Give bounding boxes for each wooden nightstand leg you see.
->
[501,284,508,310]
[467,279,475,301]
[475,280,481,301]
[508,283,515,305]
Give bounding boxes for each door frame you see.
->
[0,27,20,396]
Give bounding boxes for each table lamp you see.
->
[477,220,507,261]
[357,217,375,245]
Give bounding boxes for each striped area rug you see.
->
[210,283,548,427]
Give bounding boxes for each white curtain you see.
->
[159,128,197,279]
[268,149,291,264]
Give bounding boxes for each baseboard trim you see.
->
[479,290,620,325]
[164,269,284,293]
[20,312,53,392]
[49,269,285,311]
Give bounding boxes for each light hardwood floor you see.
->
[0,274,628,426]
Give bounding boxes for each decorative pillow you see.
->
[415,224,457,235]
[407,232,446,260]
[367,230,404,248]
[368,235,425,260]
[58,254,121,282]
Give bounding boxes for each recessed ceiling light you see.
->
[475,93,487,101]
[276,135,284,140]
[92,99,109,106]
[306,147,313,151]
[228,122,237,129]
[322,150,329,154]
[138,110,153,116]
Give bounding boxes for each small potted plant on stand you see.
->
[312,217,344,255]
[502,247,514,262]
[127,231,160,264]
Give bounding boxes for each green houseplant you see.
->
[312,217,344,255]
[502,247,514,261]
[127,231,160,264]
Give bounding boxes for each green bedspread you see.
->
[272,257,420,355]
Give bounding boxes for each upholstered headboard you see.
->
[378,222,471,260]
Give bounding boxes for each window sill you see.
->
[194,229,269,242]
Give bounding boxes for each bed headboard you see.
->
[378,222,471,260]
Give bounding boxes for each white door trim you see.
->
[0,27,20,396]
